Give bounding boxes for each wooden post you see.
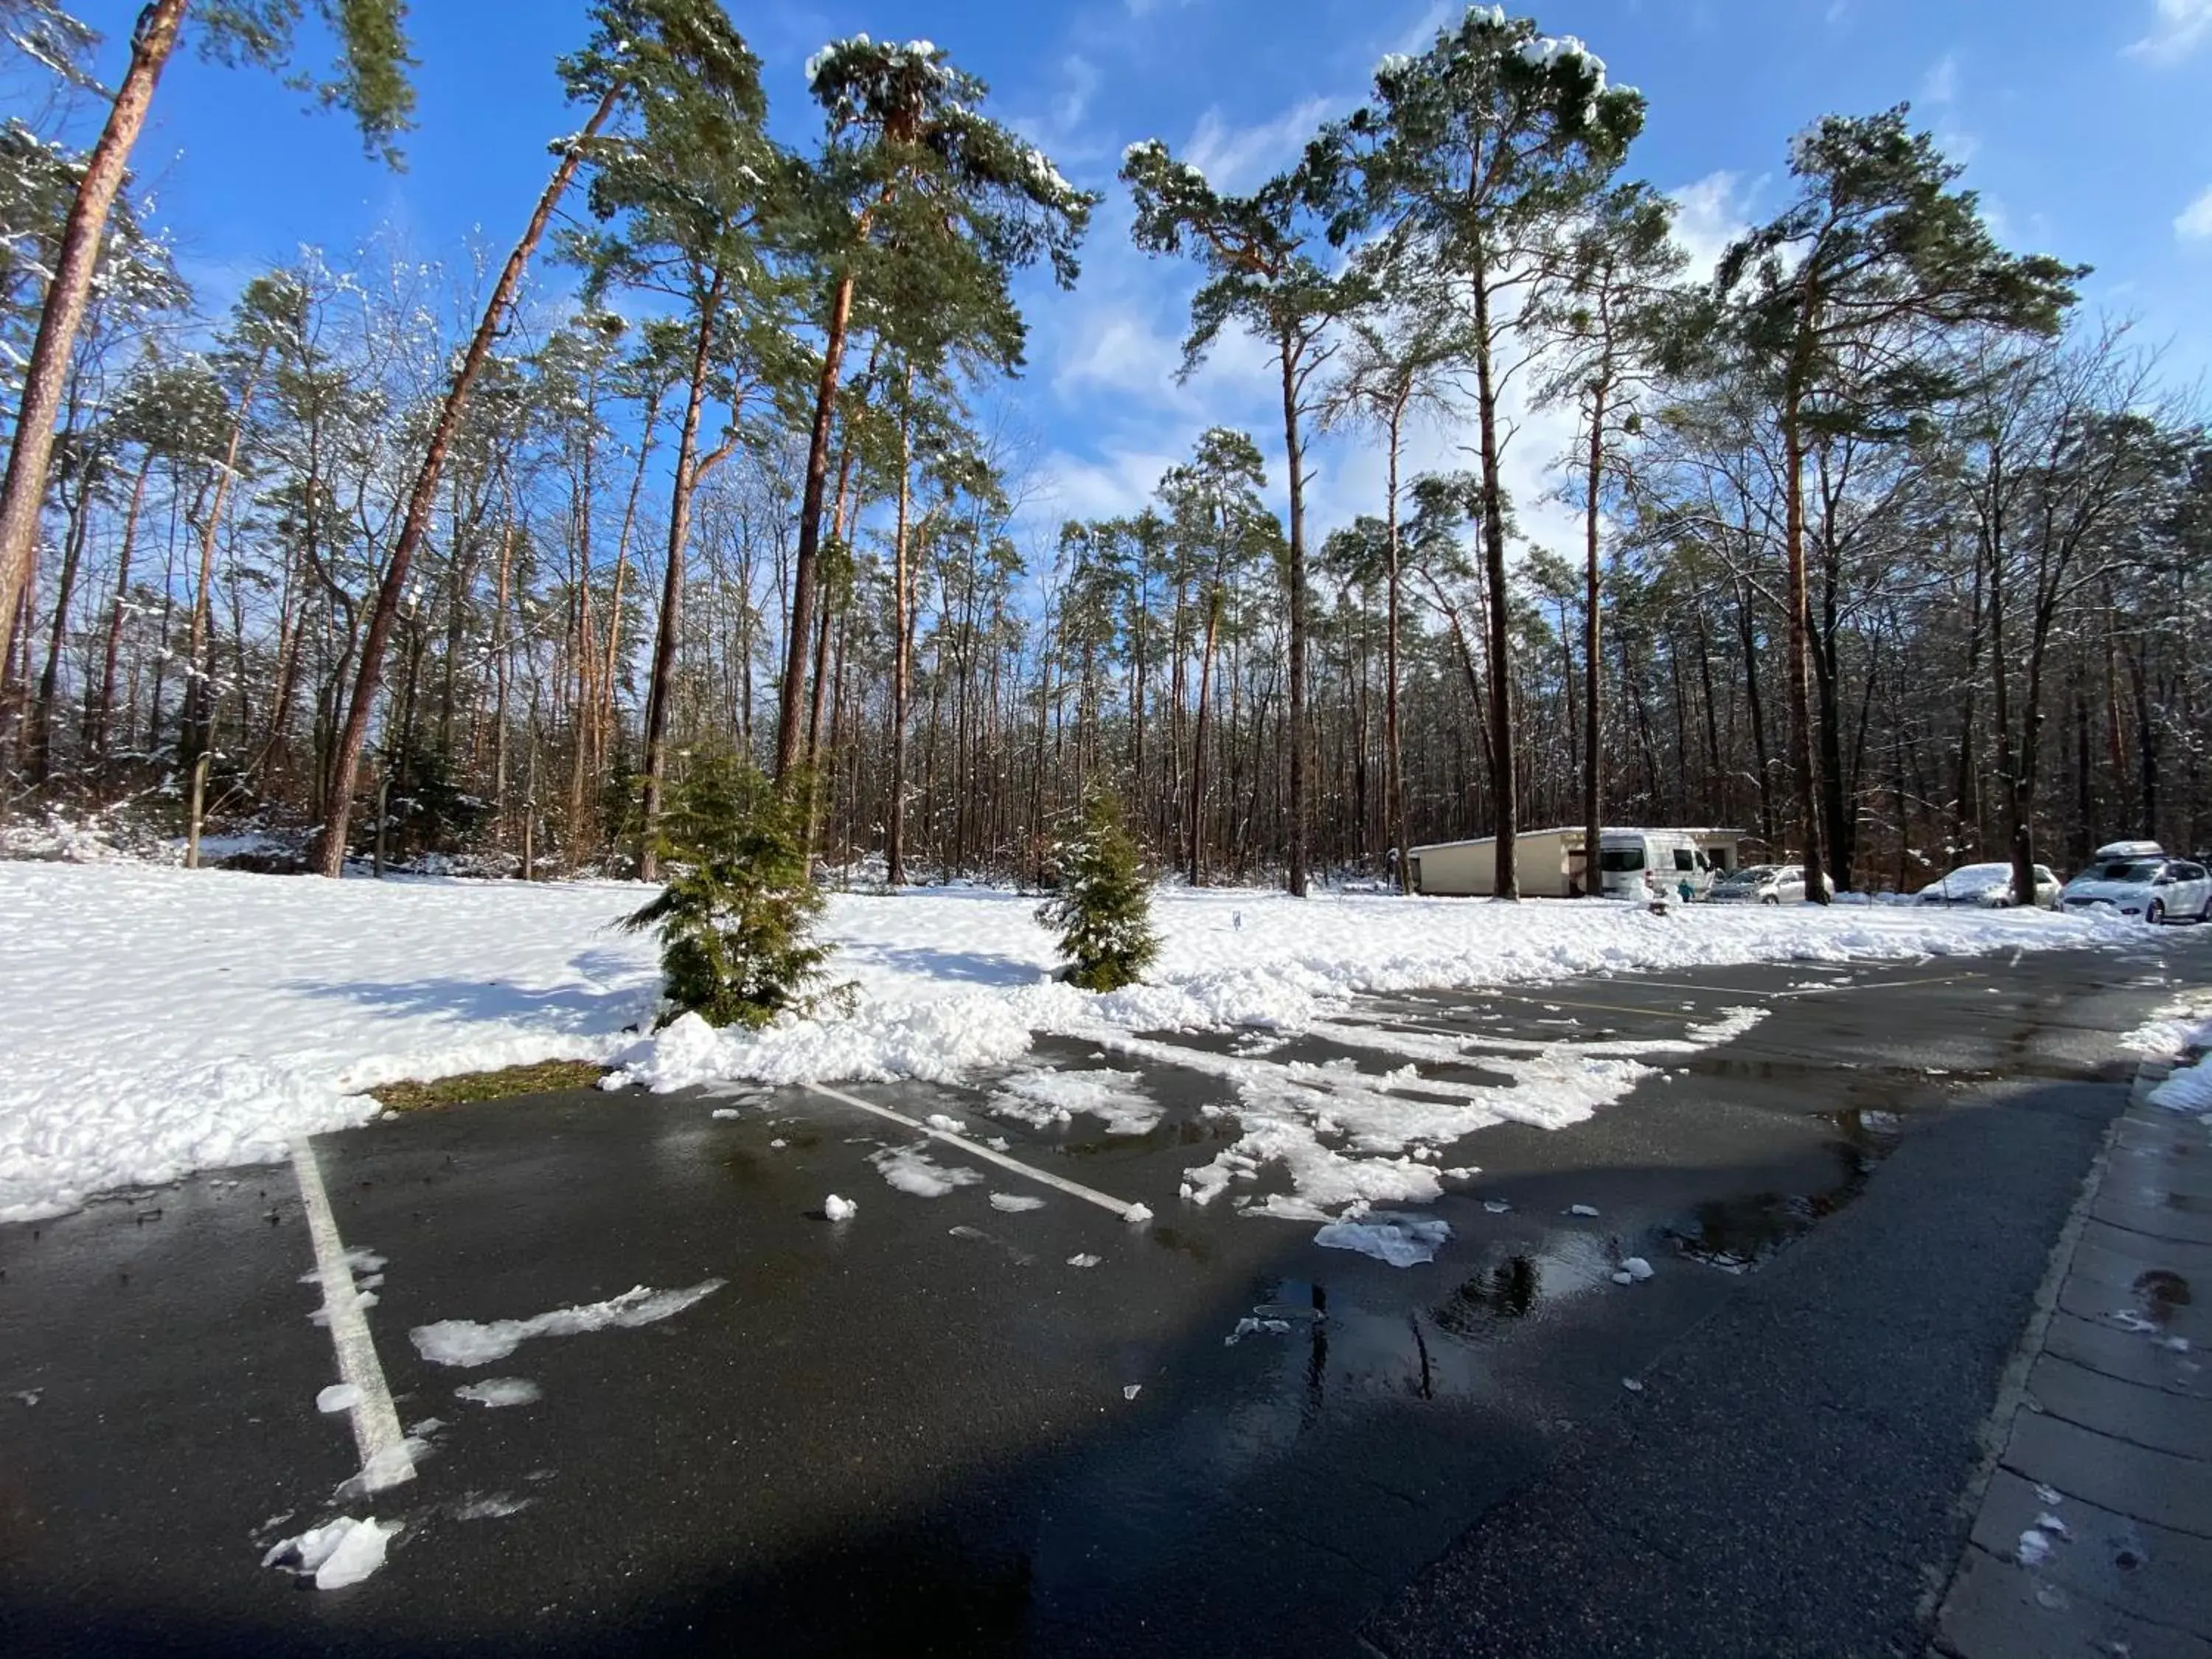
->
[185,753,212,869]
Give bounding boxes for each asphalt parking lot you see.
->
[0,940,2198,1658]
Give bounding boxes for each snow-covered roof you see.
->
[1411,827,1746,855]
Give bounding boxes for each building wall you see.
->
[1410,832,1578,897]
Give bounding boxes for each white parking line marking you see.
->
[291,1140,414,1492]
[800,1082,1149,1222]
[1583,977,1790,1001]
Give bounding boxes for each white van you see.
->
[1597,830,1719,901]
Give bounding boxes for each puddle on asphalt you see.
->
[1433,1254,1540,1334]
[1659,1113,1903,1273]
[2132,1269,2191,1326]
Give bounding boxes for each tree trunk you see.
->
[86,449,153,762]
[776,272,855,781]
[1468,270,1517,898]
[638,263,727,882]
[1186,582,1222,888]
[1780,386,1829,902]
[0,0,185,681]
[1582,382,1605,897]
[313,82,622,877]
[1383,403,1408,892]
[1279,330,1310,898]
[29,461,96,785]
[181,367,260,767]
[887,369,915,885]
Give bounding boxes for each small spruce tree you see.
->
[624,754,832,1029]
[1038,789,1160,992]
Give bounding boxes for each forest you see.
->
[1,0,2206,903]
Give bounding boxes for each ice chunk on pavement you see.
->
[456,1493,532,1521]
[2017,1527,2053,1566]
[1066,1253,1101,1268]
[1621,1256,1653,1281]
[1611,1270,1635,1286]
[2035,1512,2069,1537]
[1621,1377,1644,1392]
[2034,1484,2063,1504]
[869,1144,982,1198]
[265,1516,397,1588]
[454,1377,541,1408]
[1122,1384,1141,1400]
[1124,1203,1153,1224]
[989,1192,1045,1213]
[986,1136,1010,1151]
[824,1193,857,1222]
[410,1281,725,1367]
[1314,1211,1452,1267]
[925,1113,970,1133]
[711,1108,740,1120]
[1568,1203,1600,1217]
[1225,1316,1295,1346]
[1483,1200,1512,1214]
[316,1382,362,1414]
[313,1517,394,1588]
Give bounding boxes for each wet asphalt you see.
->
[1,935,2206,1658]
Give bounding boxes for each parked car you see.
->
[1916,861,2061,909]
[2060,845,2212,924]
[1708,864,1806,905]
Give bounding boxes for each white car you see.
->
[1708,864,1806,904]
[1916,861,2060,909]
[2060,849,2212,925]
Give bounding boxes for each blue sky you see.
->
[55,0,2212,555]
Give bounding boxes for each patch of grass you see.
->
[370,1059,610,1113]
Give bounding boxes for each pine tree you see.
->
[1037,787,1158,993]
[773,35,1096,782]
[1121,137,1360,899]
[1317,10,1644,898]
[0,0,417,698]
[1708,108,2081,902]
[624,752,832,1029]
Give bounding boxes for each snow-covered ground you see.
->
[0,859,2148,1222]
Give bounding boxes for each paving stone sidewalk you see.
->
[1935,1060,2212,1659]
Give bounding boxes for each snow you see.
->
[453,1378,542,1409]
[2126,994,2212,1116]
[1620,1256,1655,1281]
[869,1143,982,1198]
[0,863,2151,1221]
[989,1192,1046,1213]
[316,1382,363,1414]
[984,1066,1159,1135]
[409,1281,724,1368]
[265,1515,396,1588]
[1314,1210,1453,1267]
[824,1193,858,1222]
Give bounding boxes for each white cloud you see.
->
[2177,184,2212,241]
[1667,170,1756,284]
[1184,94,1339,192]
[2126,0,2212,62]
[1051,305,1186,399]
[1919,51,1959,105]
